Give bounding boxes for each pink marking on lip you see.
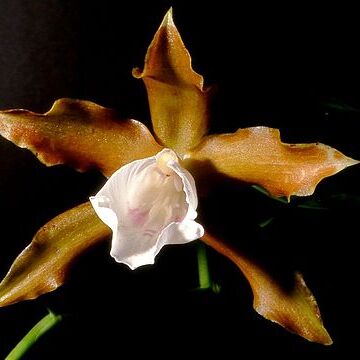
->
[128,207,149,226]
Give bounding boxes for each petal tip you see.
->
[345,156,360,168]
[131,9,176,81]
[321,332,334,346]
[162,7,174,27]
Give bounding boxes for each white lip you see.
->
[90,148,204,269]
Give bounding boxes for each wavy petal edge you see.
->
[0,98,162,177]
[0,202,110,307]
[201,232,333,345]
[186,126,358,198]
[132,8,210,153]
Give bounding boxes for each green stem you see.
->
[6,310,62,360]
[259,216,274,228]
[197,242,212,289]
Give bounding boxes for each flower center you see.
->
[155,149,178,176]
[127,152,187,232]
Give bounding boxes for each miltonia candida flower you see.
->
[0,9,358,345]
[90,148,204,269]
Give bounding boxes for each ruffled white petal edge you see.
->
[90,149,204,269]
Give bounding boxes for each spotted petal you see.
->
[0,98,162,177]
[133,9,210,154]
[186,126,358,198]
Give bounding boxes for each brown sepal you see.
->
[0,202,111,307]
[133,8,210,154]
[201,232,333,345]
[0,98,162,177]
[187,126,358,198]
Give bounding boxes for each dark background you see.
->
[1,0,359,358]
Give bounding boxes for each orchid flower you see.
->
[0,9,357,345]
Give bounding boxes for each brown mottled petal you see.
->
[0,98,162,177]
[201,232,332,345]
[133,8,210,154]
[0,202,111,307]
[187,126,358,198]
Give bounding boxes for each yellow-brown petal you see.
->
[0,202,111,307]
[133,8,210,154]
[201,232,333,345]
[186,126,358,198]
[0,98,162,177]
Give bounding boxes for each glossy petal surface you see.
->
[187,126,358,198]
[133,9,210,153]
[0,203,110,307]
[0,98,162,177]
[201,232,332,345]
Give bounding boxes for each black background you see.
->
[1,0,360,358]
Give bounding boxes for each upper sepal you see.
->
[133,8,210,154]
